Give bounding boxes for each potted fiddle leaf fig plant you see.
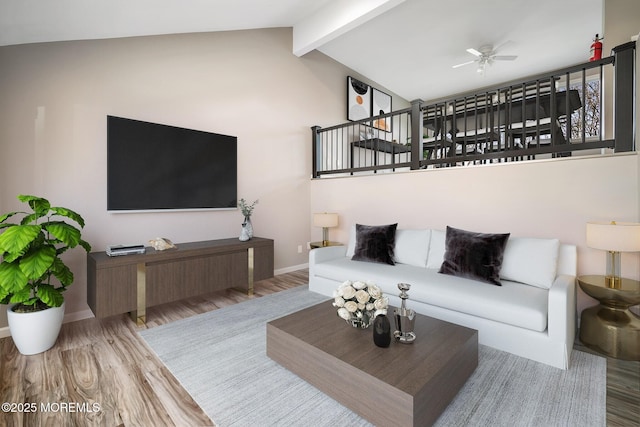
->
[0,195,91,355]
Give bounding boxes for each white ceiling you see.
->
[0,0,604,102]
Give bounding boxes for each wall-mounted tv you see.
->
[107,116,237,212]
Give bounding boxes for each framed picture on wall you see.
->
[372,88,392,132]
[347,76,371,121]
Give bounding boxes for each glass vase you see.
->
[347,311,374,329]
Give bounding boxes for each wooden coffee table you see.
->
[266,300,478,427]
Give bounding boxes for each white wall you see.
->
[0,28,384,329]
[310,153,639,314]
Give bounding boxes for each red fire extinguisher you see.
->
[590,34,603,61]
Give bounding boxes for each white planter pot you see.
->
[7,303,65,355]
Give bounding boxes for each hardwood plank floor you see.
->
[1,269,638,426]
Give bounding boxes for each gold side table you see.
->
[578,275,640,360]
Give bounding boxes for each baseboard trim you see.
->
[275,263,308,275]
[65,308,95,323]
[0,308,95,340]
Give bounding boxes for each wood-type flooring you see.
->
[0,269,638,426]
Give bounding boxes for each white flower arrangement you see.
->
[332,280,389,327]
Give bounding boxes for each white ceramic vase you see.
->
[239,217,253,241]
[7,303,65,355]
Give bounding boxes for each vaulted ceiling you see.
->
[0,0,603,102]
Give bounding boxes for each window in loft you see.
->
[558,72,602,141]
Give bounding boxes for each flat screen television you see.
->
[107,116,237,212]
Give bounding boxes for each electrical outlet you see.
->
[297,245,303,254]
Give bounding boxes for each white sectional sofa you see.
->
[309,225,577,369]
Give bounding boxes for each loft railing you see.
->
[312,41,635,178]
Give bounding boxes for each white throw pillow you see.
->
[394,229,431,267]
[500,237,560,289]
[346,225,357,257]
[426,229,446,269]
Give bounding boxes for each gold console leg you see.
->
[130,263,146,326]
[247,247,254,296]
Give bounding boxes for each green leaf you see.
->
[50,206,85,228]
[19,245,56,280]
[37,283,64,307]
[9,288,32,305]
[0,261,29,293]
[0,211,20,224]
[78,239,92,253]
[0,291,11,305]
[20,213,40,225]
[50,257,73,286]
[0,224,42,256]
[18,195,50,218]
[43,221,81,247]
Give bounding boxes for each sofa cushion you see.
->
[426,229,446,269]
[346,225,357,257]
[500,237,560,289]
[351,223,397,265]
[312,257,548,332]
[439,226,510,286]
[393,229,431,267]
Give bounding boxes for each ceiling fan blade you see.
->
[492,55,518,61]
[492,40,513,53]
[452,60,476,69]
[466,48,482,57]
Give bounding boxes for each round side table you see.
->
[578,275,640,360]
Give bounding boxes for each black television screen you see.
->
[107,116,237,212]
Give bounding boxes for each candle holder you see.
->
[393,283,416,343]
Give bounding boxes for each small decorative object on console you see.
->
[333,280,388,329]
[373,314,392,347]
[238,198,258,241]
[394,283,416,343]
[149,237,176,251]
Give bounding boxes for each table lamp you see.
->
[313,213,338,246]
[586,221,640,287]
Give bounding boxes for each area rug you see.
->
[139,286,606,427]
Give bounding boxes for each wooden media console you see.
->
[87,237,274,324]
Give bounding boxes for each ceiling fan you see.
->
[452,44,518,73]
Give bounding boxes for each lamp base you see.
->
[604,275,622,289]
[605,251,622,289]
[322,227,330,246]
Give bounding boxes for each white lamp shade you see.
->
[586,221,640,252]
[313,213,338,228]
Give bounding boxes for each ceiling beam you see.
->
[292,0,405,57]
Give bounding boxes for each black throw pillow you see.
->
[439,226,510,286]
[351,223,398,265]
